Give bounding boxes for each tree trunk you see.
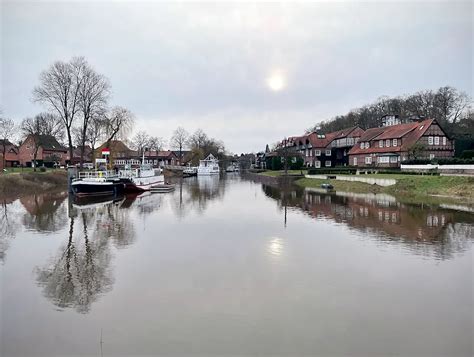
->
[67,127,74,168]
[1,145,6,173]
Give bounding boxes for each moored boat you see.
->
[119,163,164,192]
[197,154,220,175]
[71,171,125,197]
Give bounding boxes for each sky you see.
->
[1,0,472,153]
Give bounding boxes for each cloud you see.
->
[1,1,472,152]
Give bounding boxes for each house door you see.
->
[314,160,321,168]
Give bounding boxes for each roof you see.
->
[348,119,435,155]
[0,139,15,146]
[28,135,66,151]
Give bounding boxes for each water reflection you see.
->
[21,191,68,233]
[261,181,474,260]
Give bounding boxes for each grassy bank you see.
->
[260,171,474,203]
[258,169,307,177]
[0,171,68,198]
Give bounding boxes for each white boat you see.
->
[183,165,198,177]
[119,163,164,192]
[225,164,239,172]
[197,154,220,175]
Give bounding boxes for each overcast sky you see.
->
[1,1,472,153]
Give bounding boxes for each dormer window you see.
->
[393,139,397,146]
[379,140,383,148]
[365,142,370,149]
[360,142,364,149]
[385,139,390,147]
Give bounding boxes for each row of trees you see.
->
[129,127,226,165]
[7,57,135,170]
[310,86,472,138]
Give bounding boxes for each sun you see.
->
[267,72,286,92]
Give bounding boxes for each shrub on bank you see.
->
[307,167,357,175]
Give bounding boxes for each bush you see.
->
[307,167,357,175]
[402,158,474,165]
[460,150,474,159]
[39,166,47,172]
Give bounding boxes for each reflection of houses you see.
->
[0,139,20,169]
[260,181,473,259]
[18,134,67,167]
[348,117,454,168]
[20,191,68,232]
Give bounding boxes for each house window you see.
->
[353,157,358,166]
[390,156,398,163]
[305,149,309,157]
[434,136,439,145]
[379,140,384,148]
[365,156,372,165]
[360,142,364,149]
[393,139,397,146]
[325,149,331,156]
[315,150,321,156]
[442,137,446,146]
[377,156,389,163]
[325,160,331,167]
[314,160,321,168]
[385,139,390,147]
[428,136,433,145]
[429,154,435,160]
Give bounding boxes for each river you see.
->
[1,174,473,356]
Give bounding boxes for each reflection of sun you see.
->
[268,237,283,257]
[267,72,286,91]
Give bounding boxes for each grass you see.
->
[0,170,68,198]
[2,167,61,174]
[258,169,307,177]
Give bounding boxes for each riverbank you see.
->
[258,171,474,203]
[0,171,68,198]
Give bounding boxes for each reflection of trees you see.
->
[170,176,226,217]
[20,191,68,233]
[36,213,114,313]
[261,181,474,260]
[0,197,18,262]
[36,196,138,313]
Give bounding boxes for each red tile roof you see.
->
[348,119,434,155]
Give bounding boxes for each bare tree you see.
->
[0,116,16,171]
[435,86,471,124]
[148,136,165,155]
[104,106,134,147]
[188,129,208,149]
[76,59,110,168]
[87,116,106,163]
[131,131,151,158]
[170,127,189,162]
[33,57,85,165]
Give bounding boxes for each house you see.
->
[142,150,179,167]
[348,118,454,168]
[18,134,67,167]
[0,139,20,170]
[68,145,93,165]
[290,126,365,168]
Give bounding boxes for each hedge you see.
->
[402,158,474,165]
[307,167,357,175]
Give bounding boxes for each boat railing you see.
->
[77,170,118,179]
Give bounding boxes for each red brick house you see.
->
[0,139,20,170]
[348,118,454,168]
[18,135,67,167]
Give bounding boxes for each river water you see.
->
[1,174,473,356]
